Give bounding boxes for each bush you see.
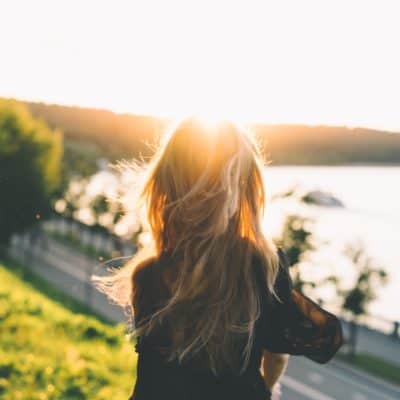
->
[0,99,62,249]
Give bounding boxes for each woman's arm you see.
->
[261,350,289,391]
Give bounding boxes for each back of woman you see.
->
[131,251,270,399]
[93,118,343,400]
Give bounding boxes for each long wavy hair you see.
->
[92,117,280,374]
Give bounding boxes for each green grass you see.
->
[0,257,136,400]
[337,352,400,386]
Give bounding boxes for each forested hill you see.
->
[16,99,400,165]
[252,124,400,165]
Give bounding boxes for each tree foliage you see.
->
[0,99,62,247]
[340,242,388,317]
[276,214,316,291]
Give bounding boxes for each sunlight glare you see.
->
[0,0,399,130]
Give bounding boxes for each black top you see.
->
[129,248,343,400]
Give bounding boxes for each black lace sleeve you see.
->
[261,249,344,363]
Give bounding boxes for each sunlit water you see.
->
[262,166,400,322]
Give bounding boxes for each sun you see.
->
[1,1,399,130]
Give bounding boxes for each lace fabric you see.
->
[259,248,344,363]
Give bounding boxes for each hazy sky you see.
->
[1,0,399,130]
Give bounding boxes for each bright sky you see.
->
[0,0,399,130]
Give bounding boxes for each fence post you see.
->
[348,320,358,359]
[392,321,399,339]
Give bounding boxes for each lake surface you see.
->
[262,166,400,322]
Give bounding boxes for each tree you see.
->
[276,213,340,307]
[0,99,62,252]
[276,214,316,291]
[338,242,388,358]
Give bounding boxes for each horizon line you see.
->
[2,94,400,135]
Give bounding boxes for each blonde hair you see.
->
[93,117,279,374]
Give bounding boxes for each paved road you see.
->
[8,234,400,400]
[281,356,400,400]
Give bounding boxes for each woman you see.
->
[94,118,343,399]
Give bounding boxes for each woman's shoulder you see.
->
[251,245,292,301]
[276,246,290,267]
[132,256,160,285]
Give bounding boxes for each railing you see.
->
[41,214,136,259]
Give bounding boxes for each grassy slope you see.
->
[0,258,136,400]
